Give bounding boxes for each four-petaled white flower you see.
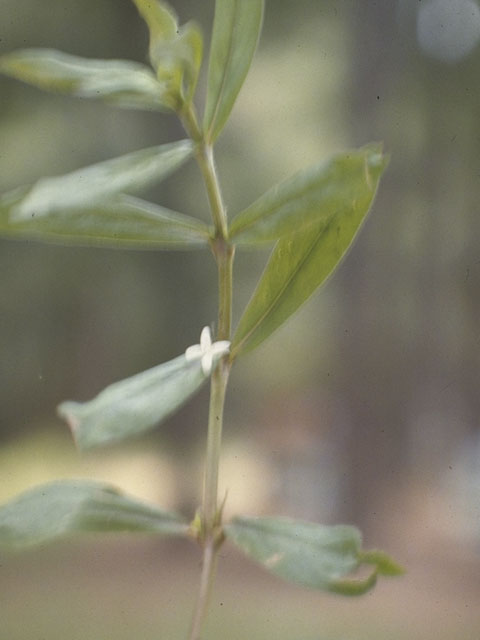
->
[185,326,230,376]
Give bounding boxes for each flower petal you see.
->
[211,340,231,356]
[185,344,202,360]
[201,352,214,375]
[200,326,212,351]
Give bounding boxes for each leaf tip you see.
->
[363,142,389,188]
[359,548,405,577]
[330,569,378,596]
[57,401,81,442]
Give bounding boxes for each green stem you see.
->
[181,102,234,640]
[187,356,230,640]
[203,359,230,529]
[180,104,228,240]
[187,536,218,640]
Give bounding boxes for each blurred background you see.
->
[1,0,480,638]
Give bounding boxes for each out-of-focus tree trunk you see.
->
[338,0,480,534]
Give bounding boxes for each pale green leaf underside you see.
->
[231,146,388,356]
[0,480,188,551]
[230,145,387,245]
[1,139,193,221]
[0,192,210,249]
[58,353,216,450]
[0,140,205,248]
[225,516,379,595]
[0,48,172,110]
[203,0,264,142]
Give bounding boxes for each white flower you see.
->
[185,326,230,376]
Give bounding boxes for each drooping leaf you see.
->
[231,146,388,356]
[225,516,402,595]
[230,146,387,245]
[0,192,210,249]
[58,353,218,450]
[1,140,193,223]
[0,48,173,110]
[225,516,365,592]
[0,480,188,551]
[203,0,264,142]
[131,0,203,106]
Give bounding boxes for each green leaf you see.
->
[174,22,203,103]
[230,146,387,245]
[151,21,204,105]
[58,352,219,450]
[225,516,378,595]
[0,193,210,249]
[1,139,193,222]
[131,0,179,43]
[0,48,173,110]
[0,140,199,248]
[329,571,378,596]
[203,0,264,142]
[231,145,388,356]
[358,549,405,576]
[132,0,203,106]
[0,480,188,551]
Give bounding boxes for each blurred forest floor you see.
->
[1,525,479,640]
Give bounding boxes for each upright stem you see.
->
[187,537,217,640]
[203,358,230,529]
[180,104,228,240]
[181,103,235,640]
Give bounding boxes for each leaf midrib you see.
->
[233,219,330,354]
[235,525,357,558]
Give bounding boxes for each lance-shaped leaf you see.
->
[0,192,210,249]
[231,146,388,356]
[225,516,402,595]
[203,0,264,142]
[132,0,203,105]
[0,48,174,110]
[230,146,386,245]
[58,329,230,450]
[2,139,193,222]
[0,480,188,551]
